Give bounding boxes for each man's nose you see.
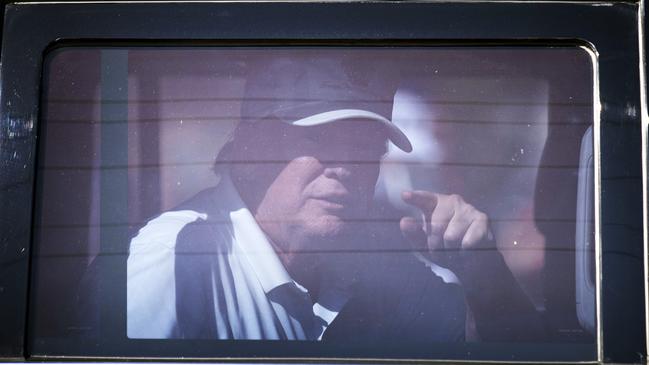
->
[323,166,352,181]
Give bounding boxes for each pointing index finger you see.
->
[401,190,438,215]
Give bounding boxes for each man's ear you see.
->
[229,119,288,186]
[227,122,259,183]
[229,142,279,215]
[213,140,234,175]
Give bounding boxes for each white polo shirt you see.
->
[127,174,348,340]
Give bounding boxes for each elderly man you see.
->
[127,55,541,342]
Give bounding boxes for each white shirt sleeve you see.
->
[127,210,207,339]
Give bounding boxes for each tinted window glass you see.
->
[30,46,596,361]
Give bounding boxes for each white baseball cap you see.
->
[240,54,413,153]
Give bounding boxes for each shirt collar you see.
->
[216,172,294,294]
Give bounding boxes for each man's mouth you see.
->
[309,193,352,209]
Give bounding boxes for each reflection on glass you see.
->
[31,47,596,359]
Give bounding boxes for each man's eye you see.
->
[309,127,330,141]
[305,133,320,143]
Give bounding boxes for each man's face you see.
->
[232,119,388,258]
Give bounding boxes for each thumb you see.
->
[399,216,428,253]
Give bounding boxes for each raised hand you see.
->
[399,190,493,272]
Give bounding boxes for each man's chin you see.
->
[298,215,371,252]
[306,214,349,239]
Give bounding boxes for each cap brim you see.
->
[290,109,413,153]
